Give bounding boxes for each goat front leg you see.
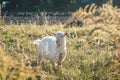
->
[50,60,56,70]
[58,53,63,67]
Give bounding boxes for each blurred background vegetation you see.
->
[0,0,120,12]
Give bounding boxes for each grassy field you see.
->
[0,4,120,80]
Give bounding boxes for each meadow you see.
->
[0,3,120,80]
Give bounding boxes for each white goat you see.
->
[34,31,67,68]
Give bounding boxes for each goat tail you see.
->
[33,39,41,45]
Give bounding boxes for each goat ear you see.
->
[52,33,56,36]
[64,32,68,36]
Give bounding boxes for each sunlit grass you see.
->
[0,23,119,80]
[0,3,120,80]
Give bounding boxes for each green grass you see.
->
[0,23,119,80]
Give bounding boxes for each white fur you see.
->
[34,31,67,67]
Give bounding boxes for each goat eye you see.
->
[61,36,64,38]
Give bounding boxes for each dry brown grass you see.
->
[65,3,120,27]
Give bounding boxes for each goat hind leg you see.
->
[37,53,42,66]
